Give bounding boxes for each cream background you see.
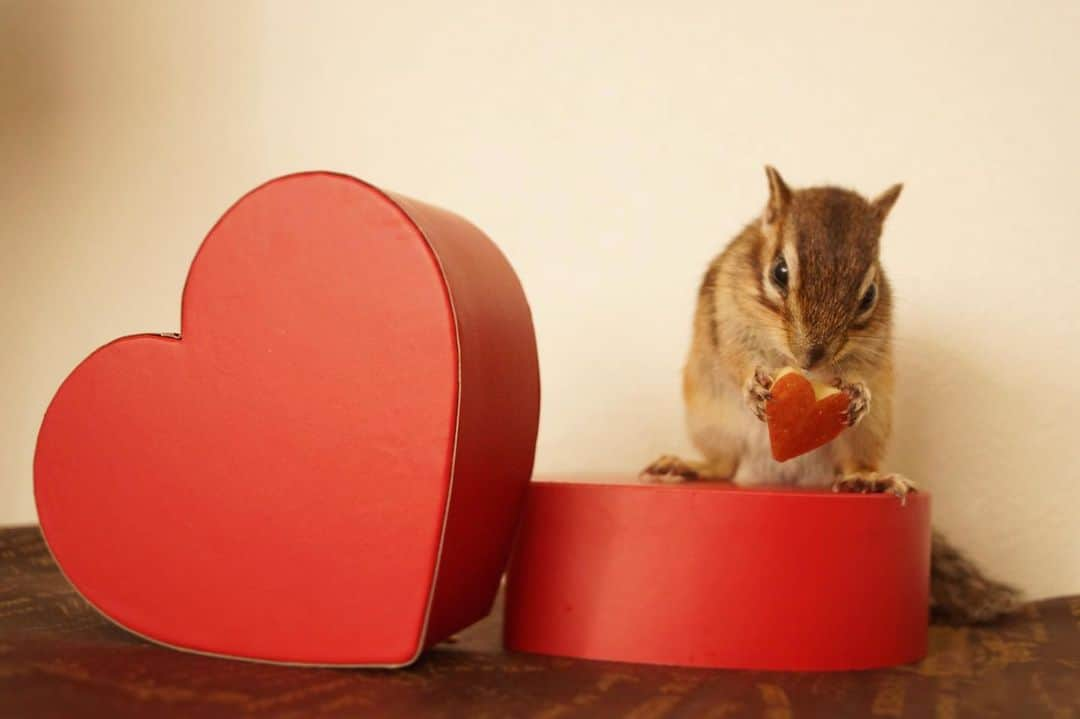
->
[2,1,1077,598]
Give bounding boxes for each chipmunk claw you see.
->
[832,472,917,505]
[833,378,871,427]
[639,455,700,483]
[745,367,774,422]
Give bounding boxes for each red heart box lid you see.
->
[34,172,540,666]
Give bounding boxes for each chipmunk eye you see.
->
[770,255,789,292]
[859,283,877,312]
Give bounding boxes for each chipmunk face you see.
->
[752,167,901,373]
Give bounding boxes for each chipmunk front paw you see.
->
[744,367,774,422]
[833,378,871,427]
[832,472,917,504]
[639,455,700,483]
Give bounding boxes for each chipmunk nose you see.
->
[802,344,826,370]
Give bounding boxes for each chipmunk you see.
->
[642,167,1021,623]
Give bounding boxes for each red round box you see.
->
[505,476,931,671]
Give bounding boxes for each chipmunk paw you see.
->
[833,378,871,427]
[744,367,774,422]
[832,471,917,505]
[639,455,699,483]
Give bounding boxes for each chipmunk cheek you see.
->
[780,333,804,368]
[832,339,851,363]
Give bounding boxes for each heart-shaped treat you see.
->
[34,172,540,666]
[765,368,849,462]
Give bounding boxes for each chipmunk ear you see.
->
[872,183,903,220]
[764,165,791,224]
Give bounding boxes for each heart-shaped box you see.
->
[505,477,931,671]
[34,172,540,666]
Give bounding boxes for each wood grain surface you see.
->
[1,526,1077,718]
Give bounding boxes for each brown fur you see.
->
[643,167,1021,623]
[930,531,1022,623]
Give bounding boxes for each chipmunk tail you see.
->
[930,529,1024,624]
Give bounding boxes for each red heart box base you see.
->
[505,476,930,671]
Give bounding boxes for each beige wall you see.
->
[3,1,1077,599]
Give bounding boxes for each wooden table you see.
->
[2,526,1077,717]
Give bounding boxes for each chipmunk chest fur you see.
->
[683,300,842,488]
